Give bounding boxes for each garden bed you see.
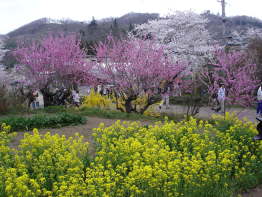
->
[0,113,261,196]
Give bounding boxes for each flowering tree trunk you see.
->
[93,36,187,113]
[14,33,92,107]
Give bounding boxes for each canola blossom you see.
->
[0,113,262,196]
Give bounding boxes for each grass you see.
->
[0,112,86,132]
[61,106,187,122]
[78,106,159,120]
[0,105,210,129]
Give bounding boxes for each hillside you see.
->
[1,12,262,58]
[5,12,262,46]
[7,13,159,37]
[5,13,159,48]
[7,18,86,38]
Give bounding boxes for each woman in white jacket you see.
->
[257,85,262,118]
[217,84,225,113]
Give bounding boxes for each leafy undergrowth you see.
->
[0,112,86,132]
[34,105,186,122]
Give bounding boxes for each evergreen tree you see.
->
[89,16,97,28]
[128,23,134,32]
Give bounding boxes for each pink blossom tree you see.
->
[93,36,187,113]
[14,33,92,106]
[200,49,260,108]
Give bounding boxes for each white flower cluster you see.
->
[132,11,215,69]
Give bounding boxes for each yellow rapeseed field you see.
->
[0,113,261,196]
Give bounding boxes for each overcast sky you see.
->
[0,0,261,35]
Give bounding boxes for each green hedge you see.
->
[0,112,86,132]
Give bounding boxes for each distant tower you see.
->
[219,0,226,18]
[218,0,227,42]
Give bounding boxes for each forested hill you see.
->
[3,12,262,50]
[5,13,159,47]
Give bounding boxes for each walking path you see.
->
[157,104,257,123]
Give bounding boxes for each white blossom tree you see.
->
[229,28,262,46]
[132,11,214,70]
[0,68,9,84]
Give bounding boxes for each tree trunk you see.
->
[124,96,137,113]
[114,91,125,112]
[124,99,134,113]
[139,95,160,114]
[40,89,55,107]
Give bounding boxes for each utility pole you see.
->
[217,0,227,42]
[218,0,226,18]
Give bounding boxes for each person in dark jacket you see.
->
[254,117,262,140]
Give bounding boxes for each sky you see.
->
[0,0,261,35]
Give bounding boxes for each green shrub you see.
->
[39,105,68,113]
[0,113,86,132]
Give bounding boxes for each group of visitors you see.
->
[29,81,262,141]
[30,88,81,109]
[158,80,183,110]
[158,80,227,113]
[96,85,114,98]
[156,80,262,141]
[158,80,262,119]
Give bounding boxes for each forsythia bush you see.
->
[1,113,262,196]
[143,104,161,117]
[82,89,160,117]
[82,89,111,109]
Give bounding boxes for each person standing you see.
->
[211,93,219,111]
[254,118,262,140]
[31,91,39,109]
[159,80,172,110]
[217,84,225,113]
[257,84,262,118]
[73,90,80,107]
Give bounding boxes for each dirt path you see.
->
[9,116,150,155]
[242,186,262,197]
[157,105,257,123]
